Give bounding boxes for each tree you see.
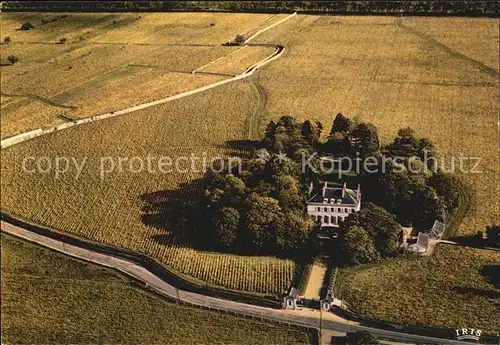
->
[234,34,245,45]
[244,194,283,251]
[346,331,380,345]
[214,207,240,249]
[3,36,11,44]
[330,112,354,137]
[301,120,316,145]
[486,225,500,248]
[7,55,19,65]
[410,185,446,230]
[427,171,462,215]
[341,226,380,266]
[274,174,304,211]
[343,203,401,257]
[349,123,379,157]
[20,22,34,30]
[277,212,313,252]
[386,127,419,156]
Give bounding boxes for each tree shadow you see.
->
[452,286,500,299]
[139,178,208,249]
[481,265,499,289]
[219,139,263,151]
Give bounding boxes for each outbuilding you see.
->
[283,287,300,309]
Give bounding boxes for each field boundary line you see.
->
[245,12,297,43]
[192,45,248,73]
[0,46,285,149]
[398,22,500,79]
[1,15,295,149]
[239,14,279,35]
[1,92,77,110]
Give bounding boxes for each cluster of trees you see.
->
[202,116,318,255]
[201,112,465,264]
[325,113,379,157]
[318,113,465,266]
[324,113,464,231]
[6,1,498,15]
[7,55,19,65]
[339,203,402,265]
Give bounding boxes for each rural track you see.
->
[1,12,293,148]
[247,71,268,140]
[0,220,479,345]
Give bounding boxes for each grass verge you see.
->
[1,233,315,344]
[338,244,499,334]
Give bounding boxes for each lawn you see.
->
[340,244,500,334]
[1,234,313,344]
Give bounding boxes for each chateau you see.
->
[306,182,361,227]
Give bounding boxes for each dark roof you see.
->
[307,182,359,205]
[288,287,299,298]
[430,220,445,237]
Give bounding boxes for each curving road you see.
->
[1,220,479,345]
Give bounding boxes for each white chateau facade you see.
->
[306,182,361,227]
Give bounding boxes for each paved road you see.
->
[2,220,481,345]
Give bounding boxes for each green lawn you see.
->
[339,244,499,334]
[0,234,313,344]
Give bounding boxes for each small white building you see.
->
[407,232,430,254]
[283,287,300,309]
[320,293,334,311]
[306,182,361,228]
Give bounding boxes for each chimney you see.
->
[342,182,346,198]
[356,184,361,200]
[322,181,327,198]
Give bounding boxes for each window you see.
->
[330,207,334,212]
[324,207,327,212]
[344,208,348,213]
[324,215,328,223]
[316,207,320,211]
[325,216,330,224]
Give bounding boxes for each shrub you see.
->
[20,22,34,30]
[58,37,67,44]
[7,55,19,65]
[234,34,245,45]
[3,36,12,44]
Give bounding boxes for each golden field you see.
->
[1,80,295,295]
[1,13,498,298]
[0,12,276,138]
[1,234,312,344]
[341,244,500,333]
[254,15,499,236]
